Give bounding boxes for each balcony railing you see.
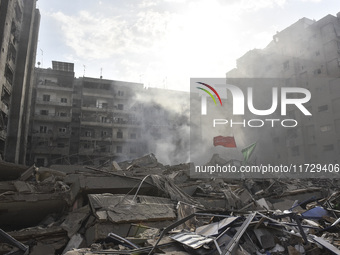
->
[35,99,72,107]
[33,113,72,122]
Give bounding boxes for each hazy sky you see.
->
[36,0,340,91]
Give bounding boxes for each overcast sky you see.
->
[36,0,340,91]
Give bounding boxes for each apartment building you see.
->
[28,61,74,166]
[226,12,340,165]
[29,62,150,166]
[75,77,145,166]
[0,0,40,164]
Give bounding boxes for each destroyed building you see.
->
[0,0,40,164]
[2,155,340,254]
[28,62,190,166]
[224,13,340,165]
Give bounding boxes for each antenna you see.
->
[100,68,103,79]
[83,65,86,77]
[40,49,43,67]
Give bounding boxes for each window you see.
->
[118,90,124,96]
[117,146,122,153]
[117,131,123,138]
[318,105,328,112]
[118,104,124,110]
[43,95,50,102]
[57,143,65,148]
[323,144,334,151]
[102,103,108,108]
[130,147,137,153]
[40,126,47,133]
[59,112,67,117]
[40,110,49,115]
[84,143,90,148]
[101,116,107,123]
[101,131,108,137]
[130,133,137,139]
[59,128,67,133]
[85,131,92,137]
[320,125,332,132]
[61,98,67,103]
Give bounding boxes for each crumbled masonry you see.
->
[1,154,340,254]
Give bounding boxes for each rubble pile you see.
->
[1,156,340,254]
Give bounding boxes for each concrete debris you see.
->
[1,154,340,254]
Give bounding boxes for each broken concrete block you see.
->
[62,234,84,255]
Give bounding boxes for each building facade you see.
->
[226,13,340,165]
[30,61,189,166]
[0,0,40,163]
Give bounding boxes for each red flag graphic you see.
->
[213,136,236,148]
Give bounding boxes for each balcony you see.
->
[32,146,69,155]
[79,135,112,142]
[80,120,113,127]
[0,102,9,115]
[82,88,113,99]
[0,130,6,141]
[37,82,73,92]
[35,99,72,107]
[81,105,113,112]
[33,113,72,122]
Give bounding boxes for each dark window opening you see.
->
[43,94,50,101]
[117,131,123,138]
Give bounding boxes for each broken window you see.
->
[43,94,50,101]
[117,131,123,138]
[116,146,122,153]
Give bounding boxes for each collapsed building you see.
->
[1,155,340,254]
